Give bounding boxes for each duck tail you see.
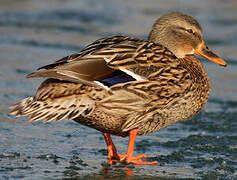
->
[9,96,95,123]
[9,97,34,117]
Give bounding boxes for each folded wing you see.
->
[26,35,175,88]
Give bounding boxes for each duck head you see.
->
[148,12,227,66]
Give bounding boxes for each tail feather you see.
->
[9,97,34,117]
[9,96,95,122]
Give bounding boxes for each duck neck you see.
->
[179,55,210,94]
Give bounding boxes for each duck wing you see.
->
[26,35,176,88]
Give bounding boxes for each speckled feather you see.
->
[10,13,214,137]
[10,35,210,136]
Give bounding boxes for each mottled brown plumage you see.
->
[10,12,226,165]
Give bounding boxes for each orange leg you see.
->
[102,129,158,165]
[102,133,121,164]
[125,129,158,165]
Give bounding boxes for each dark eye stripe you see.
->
[186,29,194,34]
[177,27,193,34]
[177,26,201,40]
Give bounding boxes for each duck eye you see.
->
[186,29,194,34]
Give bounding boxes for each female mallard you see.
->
[10,12,227,165]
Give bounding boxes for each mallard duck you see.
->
[10,12,227,165]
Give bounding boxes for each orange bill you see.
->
[194,40,227,67]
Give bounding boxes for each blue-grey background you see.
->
[0,0,236,179]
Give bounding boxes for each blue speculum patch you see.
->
[100,71,136,86]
